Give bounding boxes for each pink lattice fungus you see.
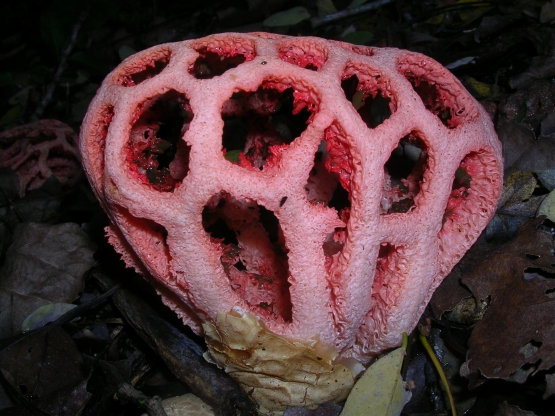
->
[80,33,502,411]
[1,119,81,196]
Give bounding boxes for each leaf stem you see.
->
[419,333,457,416]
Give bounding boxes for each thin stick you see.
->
[310,0,394,28]
[31,5,89,120]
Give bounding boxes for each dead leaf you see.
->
[497,80,555,175]
[508,28,555,89]
[474,15,516,43]
[487,171,549,241]
[162,393,215,416]
[0,327,89,415]
[536,168,555,191]
[461,217,555,381]
[0,222,96,338]
[430,266,473,321]
[540,0,555,23]
[543,373,555,400]
[494,401,537,416]
[498,172,536,207]
[283,403,342,415]
[498,122,555,177]
[537,188,555,222]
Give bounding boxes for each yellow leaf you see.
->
[340,343,410,416]
[465,76,492,98]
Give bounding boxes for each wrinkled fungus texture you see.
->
[80,33,502,409]
[1,120,81,196]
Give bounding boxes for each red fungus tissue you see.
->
[80,33,502,412]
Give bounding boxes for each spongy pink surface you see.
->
[80,33,502,362]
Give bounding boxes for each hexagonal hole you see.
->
[128,90,193,192]
[381,133,428,214]
[47,146,81,184]
[442,151,482,227]
[221,83,315,170]
[304,124,353,267]
[278,41,328,71]
[189,40,255,79]
[399,56,470,129]
[341,73,392,129]
[119,49,171,87]
[202,192,292,322]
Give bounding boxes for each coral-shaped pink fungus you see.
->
[80,33,502,409]
[1,120,81,196]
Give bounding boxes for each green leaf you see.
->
[225,150,242,163]
[343,31,374,45]
[263,7,311,27]
[22,303,77,332]
[317,0,337,16]
[340,343,410,416]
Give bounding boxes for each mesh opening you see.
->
[128,90,193,192]
[121,53,170,87]
[189,43,255,79]
[46,146,80,179]
[305,124,354,268]
[381,133,428,214]
[202,192,292,322]
[221,85,313,170]
[442,153,477,227]
[341,74,392,129]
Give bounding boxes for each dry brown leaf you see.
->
[543,373,555,400]
[0,327,89,415]
[497,80,555,176]
[494,401,537,416]
[461,217,555,381]
[0,222,96,338]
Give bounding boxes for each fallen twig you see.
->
[310,0,394,28]
[117,382,168,416]
[92,269,258,416]
[31,5,89,120]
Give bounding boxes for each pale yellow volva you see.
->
[203,308,354,414]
